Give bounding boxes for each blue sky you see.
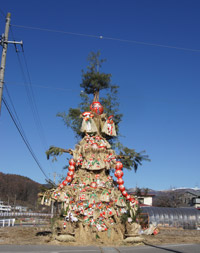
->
[0,0,200,190]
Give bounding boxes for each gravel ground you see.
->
[0,226,200,246]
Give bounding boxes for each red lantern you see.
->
[67,171,74,177]
[68,165,75,172]
[59,184,64,188]
[117,178,124,185]
[126,194,131,200]
[90,182,97,189]
[131,198,135,203]
[69,159,76,166]
[122,190,128,197]
[63,180,68,186]
[114,170,124,178]
[118,184,125,191]
[90,101,104,115]
[115,161,123,170]
[66,176,72,182]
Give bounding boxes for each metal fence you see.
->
[0,218,15,227]
[0,212,51,217]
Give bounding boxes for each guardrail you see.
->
[0,218,15,227]
[0,212,52,217]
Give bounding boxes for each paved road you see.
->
[0,244,199,253]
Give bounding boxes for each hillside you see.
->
[0,172,43,210]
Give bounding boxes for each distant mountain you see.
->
[127,187,200,196]
[127,188,156,195]
[0,172,45,210]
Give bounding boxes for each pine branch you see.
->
[46,146,73,161]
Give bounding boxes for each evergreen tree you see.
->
[47,51,150,171]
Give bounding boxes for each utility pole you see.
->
[0,12,23,114]
[51,172,56,218]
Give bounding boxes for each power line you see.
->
[11,24,100,39]
[5,81,80,92]
[11,24,200,53]
[9,27,56,175]
[0,8,6,18]
[22,48,48,147]
[2,96,55,185]
[5,81,199,104]
[4,85,27,140]
[10,26,49,151]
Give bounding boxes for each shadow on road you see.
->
[144,242,183,253]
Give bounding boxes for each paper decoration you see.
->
[81,112,98,133]
[102,115,117,136]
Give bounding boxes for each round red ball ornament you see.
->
[114,170,124,178]
[90,101,104,115]
[69,159,76,166]
[115,161,123,170]
[117,178,124,185]
[66,176,72,182]
[122,190,128,197]
[67,171,74,177]
[63,180,68,186]
[68,165,75,172]
[118,184,125,191]
[126,194,131,200]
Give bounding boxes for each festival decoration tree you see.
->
[41,52,149,242]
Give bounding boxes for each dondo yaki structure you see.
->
[40,100,143,244]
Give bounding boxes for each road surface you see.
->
[0,244,199,252]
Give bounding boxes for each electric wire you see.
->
[5,82,55,184]
[4,86,55,185]
[11,24,200,53]
[5,81,199,104]
[4,85,27,139]
[0,10,54,182]
[14,48,45,145]
[9,27,55,176]
[0,8,6,18]
[2,96,55,186]
[22,48,48,147]
[6,81,80,92]
[10,27,47,148]
[22,49,57,174]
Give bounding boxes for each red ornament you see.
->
[90,182,97,189]
[122,190,128,197]
[153,228,159,235]
[126,194,131,200]
[66,176,72,182]
[68,165,75,172]
[118,184,125,191]
[114,170,124,178]
[115,161,123,170]
[90,101,104,115]
[67,171,74,177]
[131,198,135,203]
[59,184,64,188]
[69,159,76,166]
[63,180,68,186]
[117,178,124,185]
